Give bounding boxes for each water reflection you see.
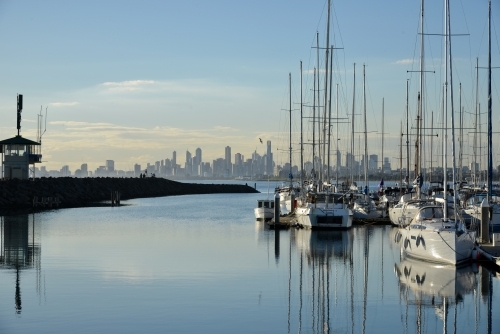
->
[280,227,357,333]
[0,214,41,314]
[390,225,498,334]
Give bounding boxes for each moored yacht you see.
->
[295,191,353,229]
[400,199,475,265]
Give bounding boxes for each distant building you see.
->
[369,154,378,171]
[383,157,391,174]
[81,163,88,176]
[134,164,141,177]
[61,165,70,177]
[266,141,273,176]
[106,160,115,175]
[225,146,232,177]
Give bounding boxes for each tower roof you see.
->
[0,135,40,146]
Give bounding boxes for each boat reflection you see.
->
[294,229,353,261]
[289,228,356,333]
[395,257,478,305]
[394,256,479,333]
[0,214,42,314]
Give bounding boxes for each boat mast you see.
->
[430,111,434,182]
[459,83,463,183]
[313,68,316,177]
[443,0,449,220]
[416,0,424,199]
[327,45,334,184]
[400,121,403,198]
[350,63,356,186]
[381,98,384,181]
[446,0,458,224]
[336,83,339,188]
[289,73,292,187]
[475,57,479,187]
[300,61,303,183]
[406,79,410,191]
[488,0,492,202]
[323,0,332,187]
[363,64,368,196]
[316,32,321,186]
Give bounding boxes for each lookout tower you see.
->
[0,94,42,180]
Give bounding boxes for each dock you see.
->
[268,212,392,228]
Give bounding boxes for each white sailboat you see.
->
[462,0,500,229]
[277,73,301,212]
[295,0,352,229]
[389,0,429,227]
[351,64,382,220]
[401,0,476,265]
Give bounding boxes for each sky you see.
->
[0,0,498,173]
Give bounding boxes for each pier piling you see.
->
[481,199,490,243]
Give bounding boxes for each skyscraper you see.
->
[225,146,231,176]
[106,160,114,175]
[185,150,192,175]
[195,148,202,176]
[266,141,273,176]
[81,163,88,177]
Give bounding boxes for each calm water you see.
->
[0,180,499,334]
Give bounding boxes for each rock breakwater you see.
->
[0,177,259,213]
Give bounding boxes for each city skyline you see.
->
[35,141,496,182]
[0,1,497,171]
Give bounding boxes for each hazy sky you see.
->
[0,0,497,172]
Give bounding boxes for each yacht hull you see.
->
[296,205,352,229]
[401,228,475,265]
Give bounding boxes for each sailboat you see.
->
[401,0,476,265]
[351,64,382,220]
[295,0,353,229]
[277,73,301,212]
[389,0,433,227]
[463,0,500,228]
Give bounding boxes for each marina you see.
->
[1,0,500,332]
[1,180,500,333]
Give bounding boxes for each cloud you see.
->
[213,126,239,132]
[97,79,258,100]
[100,80,157,92]
[394,59,415,65]
[49,102,79,107]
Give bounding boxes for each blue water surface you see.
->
[0,180,498,333]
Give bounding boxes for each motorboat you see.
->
[254,199,275,220]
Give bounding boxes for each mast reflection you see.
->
[292,229,354,334]
[0,214,41,314]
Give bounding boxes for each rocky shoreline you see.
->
[0,177,259,214]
